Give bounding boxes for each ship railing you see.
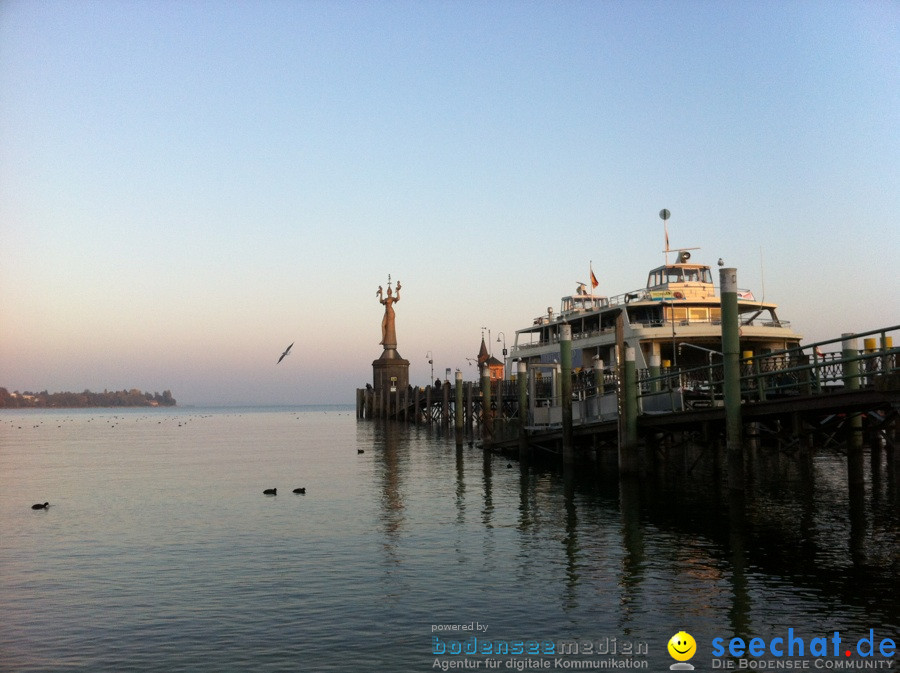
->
[527,373,620,427]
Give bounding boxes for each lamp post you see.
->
[497,332,507,380]
[496,332,507,356]
[426,351,434,383]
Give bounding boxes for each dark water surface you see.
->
[1,407,896,672]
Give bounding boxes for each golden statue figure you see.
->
[376,278,401,348]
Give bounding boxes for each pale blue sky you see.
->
[1,0,898,405]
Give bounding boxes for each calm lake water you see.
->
[1,407,896,672]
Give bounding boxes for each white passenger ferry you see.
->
[506,247,802,380]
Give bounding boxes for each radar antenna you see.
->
[660,209,671,264]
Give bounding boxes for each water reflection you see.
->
[618,475,644,622]
[366,418,898,646]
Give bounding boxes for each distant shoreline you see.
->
[0,387,176,409]
[0,402,356,412]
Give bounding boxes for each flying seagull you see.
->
[277,342,294,364]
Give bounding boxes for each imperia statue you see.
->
[376,278,401,349]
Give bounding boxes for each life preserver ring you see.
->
[673,291,684,299]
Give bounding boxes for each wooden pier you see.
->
[358,325,900,483]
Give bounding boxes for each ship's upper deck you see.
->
[521,256,783,338]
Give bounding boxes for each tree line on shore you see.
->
[0,387,176,408]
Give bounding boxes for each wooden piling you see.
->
[649,354,661,393]
[517,360,530,460]
[466,382,474,439]
[560,323,574,465]
[481,367,492,449]
[720,267,744,491]
[619,345,639,475]
[843,334,865,491]
[455,371,464,446]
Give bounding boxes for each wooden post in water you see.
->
[518,360,530,460]
[842,334,865,490]
[442,381,450,426]
[619,345,639,474]
[842,334,861,391]
[720,267,744,491]
[466,382,474,439]
[649,354,661,393]
[560,323,574,465]
[481,366,492,449]
[455,371,464,446]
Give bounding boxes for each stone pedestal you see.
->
[372,348,409,392]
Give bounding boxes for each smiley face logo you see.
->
[668,631,697,662]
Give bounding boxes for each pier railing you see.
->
[358,325,898,436]
[638,324,899,411]
[519,324,898,427]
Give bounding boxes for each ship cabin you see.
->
[509,252,800,375]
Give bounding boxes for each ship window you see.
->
[666,268,683,283]
[710,307,722,322]
[628,306,662,325]
[689,307,708,322]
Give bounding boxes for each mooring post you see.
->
[720,267,744,490]
[649,354,661,393]
[481,366,492,449]
[517,360,530,460]
[842,334,865,488]
[842,333,861,390]
[881,335,893,377]
[442,380,450,426]
[619,345,639,474]
[465,382,474,439]
[560,323,574,464]
[455,371,464,446]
